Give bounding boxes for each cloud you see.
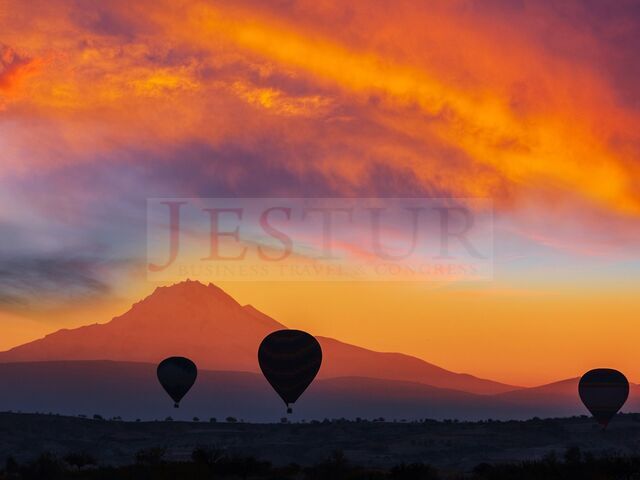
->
[0,0,638,267]
[0,255,111,308]
[0,43,40,107]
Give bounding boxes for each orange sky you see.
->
[0,0,639,387]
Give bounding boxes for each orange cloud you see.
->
[167,1,637,216]
[0,44,42,102]
[0,2,638,229]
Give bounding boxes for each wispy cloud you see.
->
[0,255,111,308]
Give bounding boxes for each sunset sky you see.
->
[1,0,639,387]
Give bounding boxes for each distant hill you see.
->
[0,360,598,422]
[497,377,640,417]
[0,280,516,395]
[0,360,636,422]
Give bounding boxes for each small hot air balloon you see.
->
[157,356,198,408]
[258,329,322,414]
[578,368,629,429]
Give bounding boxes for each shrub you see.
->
[30,452,64,478]
[135,447,166,465]
[64,452,97,469]
[391,463,439,479]
[5,456,18,474]
[191,446,224,467]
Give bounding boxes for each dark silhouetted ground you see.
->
[2,411,640,477]
[2,444,640,479]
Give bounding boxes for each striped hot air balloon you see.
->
[578,368,629,429]
[157,356,198,408]
[258,329,322,414]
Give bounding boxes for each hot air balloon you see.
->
[157,356,198,408]
[578,368,629,429]
[258,329,322,414]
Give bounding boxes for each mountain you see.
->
[0,280,517,395]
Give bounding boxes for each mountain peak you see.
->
[149,279,239,304]
[119,280,242,323]
[0,280,284,371]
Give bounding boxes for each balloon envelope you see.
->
[157,356,198,408]
[258,329,322,413]
[578,368,629,428]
